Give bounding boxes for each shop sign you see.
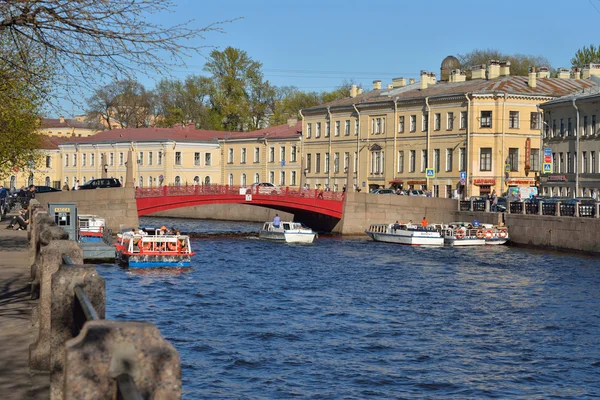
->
[473,178,496,185]
[547,175,567,182]
[407,180,427,185]
[507,179,535,185]
[525,138,531,171]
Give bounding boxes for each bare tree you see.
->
[0,0,234,102]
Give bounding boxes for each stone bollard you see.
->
[556,201,561,217]
[575,203,580,218]
[485,199,490,212]
[30,218,69,300]
[63,321,182,399]
[470,199,474,211]
[50,264,105,400]
[507,200,511,214]
[596,203,600,218]
[538,201,543,215]
[30,211,53,282]
[521,201,526,215]
[29,241,83,372]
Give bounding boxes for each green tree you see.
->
[151,76,212,128]
[457,48,553,77]
[571,45,600,69]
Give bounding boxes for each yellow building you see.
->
[301,59,597,197]
[40,116,100,138]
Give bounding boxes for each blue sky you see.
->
[58,0,600,116]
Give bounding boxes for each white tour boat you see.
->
[115,228,195,268]
[259,221,317,243]
[479,223,510,245]
[365,223,444,246]
[439,222,486,246]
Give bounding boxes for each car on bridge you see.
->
[372,188,396,195]
[247,182,280,194]
[78,178,122,190]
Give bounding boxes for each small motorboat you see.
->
[259,221,317,243]
[78,214,105,243]
[365,223,444,246]
[115,228,195,268]
[479,224,510,245]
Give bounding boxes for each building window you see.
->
[459,147,466,171]
[241,148,247,164]
[205,153,211,166]
[316,122,321,138]
[204,176,211,185]
[149,176,153,187]
[193,176,199,185]
[325,121,330,137]
[409,150,416,172]
[228,173,233,186]
[254,147,260,163]
[307,123,312,139]
[568,118,572,136]
[306,153,311,173]
[344,120,350,136]
[584,116,588,136]
[460,111,467,129]
[228,148,234,164]
[560,118,565,136]
[324,152,330,173]
[316,153,321,173]
[82,153,87,166]
[65,154,69,167]
[447,112,454,130]
[567,152,573,173]
[91,153,95,166]
[291,171,297,186]
[398,151,404,173]
[269,147,275,163]
[173,151,180,166]
[508,148,518,171]
[398,116,405,133]
[446,148,453,172]
[371,117,384,134]
[254,173,260,183]
[269,171,274,184]
[280,171,286,186]
[138,151,143,166]
[559,152,563,173]
[551,119,556,137]
[109,152,114,166]
[410,115,416,132]
[583,151,588,173]
[434,113,441,131]
[480,148,492,171]
[509,111,519,129]
[334,152,339,174]
[175,176,181,186]
[46,156,52,168]
[434,149,440,172]
[119,152,124,166]
[72,153,77,167]
[291,146,297,162]
[148,151,153,166]
[158,151,162,166]
[421,150,427,172]
[354,119,359,136]
[280,146,286,162]
[194,152,201,166]
[593,115,597,135]
[480,111,492,128]
[371,150,383,174]
[335,120,340,136]
[138,176,143,187]
[422,113,428,132]
[241,173,247,186]
[344,152,349,172]
[531,149,540,171]
[592,151,597,173]
[530,112,540,130]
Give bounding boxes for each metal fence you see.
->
[461,199,600,218]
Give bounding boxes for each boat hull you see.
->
[259,230,316,243]
[119,253,192,268]
[444,238,486,246]
[365,230,444,246]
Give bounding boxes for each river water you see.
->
[99,217,600,399]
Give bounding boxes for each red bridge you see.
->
[135,185,345,220]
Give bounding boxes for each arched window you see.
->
[228,173,234,186]
[82,176,87,184]
[254,173,260,183]
[148,176,153,187]
[279,171,285,186]
[10,175,15,190]
[241,173,246,186]
[45,176,51,186]
[139,176,143,187]
[175,176,181,186]
[193,176,200,185]
[64,176,69,184]
[204,176,211,185]
[72,176,76,186]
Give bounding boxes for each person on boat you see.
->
[473,219,480,228]
[393,221,401,231]
[273,214,281,228]
[421,217,428,229]
[159,226,168,235]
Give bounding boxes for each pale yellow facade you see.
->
[39,116,100,138]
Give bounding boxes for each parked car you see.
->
[248,182,280,194]
[409,189,426,196]
[372,188,396,195]
[78,178,122,190]
[35,185,62,193]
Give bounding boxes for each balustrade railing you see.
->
[460,197,600,219]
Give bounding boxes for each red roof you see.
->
[60,121,302,145]
[39,136,70,150]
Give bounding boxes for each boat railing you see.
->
[125,235,193,254]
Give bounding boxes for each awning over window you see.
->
[389,179,403,183]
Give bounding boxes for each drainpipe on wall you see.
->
[327,106,332,188]
[353,103,361,191]
[393,98,398,180]
[464,93,471,199]
[536,104,543,194]
[501,93,507,195]
[573,98,580,197]
[425,97,430,190]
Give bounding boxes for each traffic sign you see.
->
[460,178,466,185]
[544,155,552,163]
[505,164,511,173]
[544,147,552,157]
[460,171,466,179]
[543,163,552,173]
[425,168,435,178]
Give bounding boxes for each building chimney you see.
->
[59,116,65,124]
[287,117,298,127]
[350,85,358,98]
[471,64,486,80]
[428,72,437,85]
[392,77,406,88]
[537,67,550,79]
[558,68,570,79]
[572,67,581,79]
[372,80,382,90]
[420,70,429,90]
[357,87,363,95]
[409,78,416,85]
[387,84,393,89]
[499,60,511,76]
[488,60,500,79]
[449,69,466,83]
[528,66,536,88]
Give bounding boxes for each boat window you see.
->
[283,223,290,230]
[263,223,268,230]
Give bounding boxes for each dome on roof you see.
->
[440,55,461,81]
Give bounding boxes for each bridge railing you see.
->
[135,185,345,202]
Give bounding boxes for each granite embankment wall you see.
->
[150,204,293,223]
[335,193,466,235]
[36,188,139,232]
